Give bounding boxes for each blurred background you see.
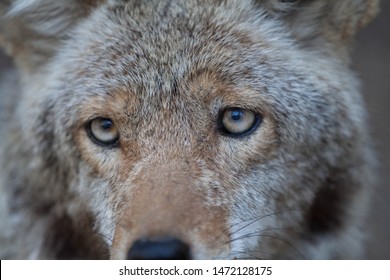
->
[0,2,389,259]
[353,1,390,259]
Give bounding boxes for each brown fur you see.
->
[0,0,379,259]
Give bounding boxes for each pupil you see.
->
[231,110,242,121]
[101,119,112,130]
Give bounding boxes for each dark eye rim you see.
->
[86,117,120,148]
[217,107,262,138]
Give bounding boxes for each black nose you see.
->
[126,237,191,260]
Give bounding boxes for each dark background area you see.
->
[0,3,389,259]
[353,1,390,259]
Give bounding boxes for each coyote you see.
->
[0,0,379,259]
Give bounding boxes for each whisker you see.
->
[230,249,277,259]
[231,233,305,259]
[228,210,303,236]
[94,232,113,244]
[257,227,293,232]
[226,226,294,245]
[261,234,305,259]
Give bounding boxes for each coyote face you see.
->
[0,0,378,259]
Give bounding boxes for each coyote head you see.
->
[0,0,378,259]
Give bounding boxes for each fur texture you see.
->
[0,0,379,259]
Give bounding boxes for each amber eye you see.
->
[220,108,261,137]
[87,117,119,147]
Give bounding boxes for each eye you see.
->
[87,117,119,147]
[219,108,261,137]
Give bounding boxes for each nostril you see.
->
[126,237,191,260]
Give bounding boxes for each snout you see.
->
[110,159,230,259]
[127,237,191,260]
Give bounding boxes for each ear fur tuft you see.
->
[6,0,100,36]
[0,0,102,72]
[260,0,380,44]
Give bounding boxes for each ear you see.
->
[260,0,379,52]
[0,0,102,73]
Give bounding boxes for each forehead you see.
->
[63,0,285,97]
[56,0,338,132]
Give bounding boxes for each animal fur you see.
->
[0,0,379,259]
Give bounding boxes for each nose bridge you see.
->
[128,158,203,235]
[111,157,231,259]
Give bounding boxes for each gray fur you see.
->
[0,0,379,259]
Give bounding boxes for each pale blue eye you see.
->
[230,110,243,121]
[221,108,260,136]
[88,117,119,146]
[101,119,113,130]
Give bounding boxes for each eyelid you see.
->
[218,107,262,138]
[86,117,120,148]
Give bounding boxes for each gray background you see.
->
[353,1,390,260]
[0,2,389,259]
